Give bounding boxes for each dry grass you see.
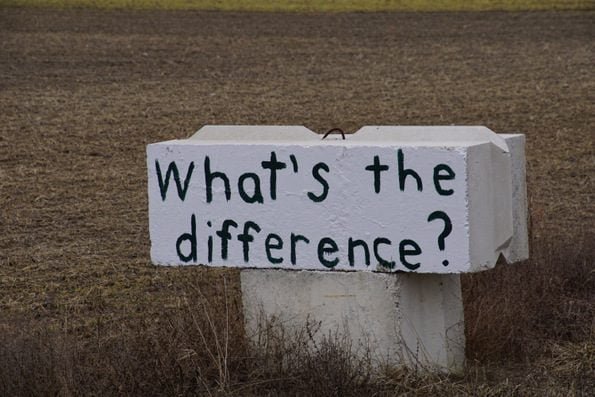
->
[0,7,594,396]
[464,238,594,361]
[1,248,593,396]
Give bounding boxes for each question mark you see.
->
[427,211,452,266]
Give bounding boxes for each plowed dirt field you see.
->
[0,8,593,375]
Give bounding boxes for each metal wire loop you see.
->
[321,128,346,140]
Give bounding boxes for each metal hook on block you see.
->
[321,128,346,140]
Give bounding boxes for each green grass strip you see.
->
[2,0,594,12]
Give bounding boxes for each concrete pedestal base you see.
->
[241,269,465,373]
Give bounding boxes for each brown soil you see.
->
[0,8,593,391]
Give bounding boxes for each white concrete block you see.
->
[189,125,319,141]
[147,125,527,273]
[398,273,465,371]
[241,269,465,372]
[146,125,528,373]
[500,134,529,263]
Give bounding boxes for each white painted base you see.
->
[241,269,465,373]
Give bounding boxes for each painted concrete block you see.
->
[146,125,528,373]
[146,125,527,273]
[500,134,529,264]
